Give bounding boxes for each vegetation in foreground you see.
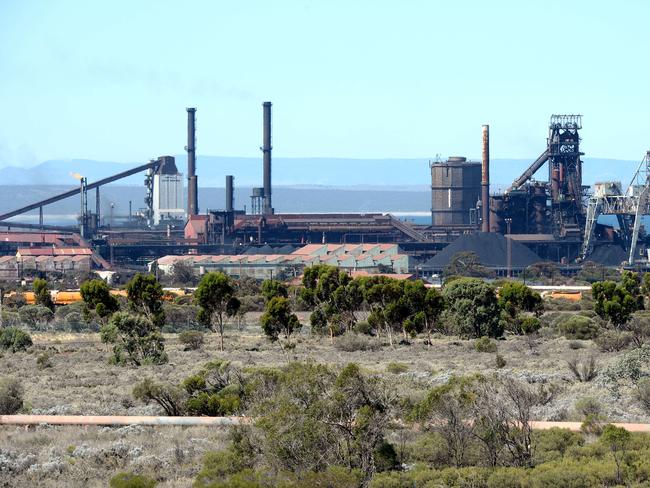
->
[2,263,650,486]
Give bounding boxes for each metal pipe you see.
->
[0,414,247,426]
[507,150,550,192]
[186,107,198,216]
[226,175,234,212]
[2,415,650,432]
[0,160,160,223]
[481,125,490,232]
[262,101,273,215]
[95,187,100,224]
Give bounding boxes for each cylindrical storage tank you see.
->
[430,156,481,226]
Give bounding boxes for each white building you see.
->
[153,156,185,225]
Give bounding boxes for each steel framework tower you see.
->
[582,151,650,265]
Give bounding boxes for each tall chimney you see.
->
[186,107,198,216]
[225,175,234,212]
[262,101,273,215]
[481,124,490,232]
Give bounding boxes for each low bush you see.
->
[567,355,599,382]
[386,362,408,374]
[574,396,603,419]
[109,472,157,488]
[36,351,53,369]
[533,428,584,463]
[132,378,186,416]
[333,333,380,352]
[637,378,650,413]
[0,377,23,414]
[559,315,600,340]
[594,329,631,352]
[179,330,204,350]
[353,320,374,335]
[568,340,584,350]
[495,354,507,369]
[474,336,497,353]
[0,327,32,352]
[544,298,582,311]
[17,304,54,329]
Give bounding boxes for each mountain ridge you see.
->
[0,156,639,188]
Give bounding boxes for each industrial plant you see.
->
[0,104,648,281]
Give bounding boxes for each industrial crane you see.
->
[581,151,650,265]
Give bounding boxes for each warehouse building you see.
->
[153,243,411,280]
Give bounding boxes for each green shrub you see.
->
[594,329,631,352]
[132,378,186,416]
[100,312,167,366]
[637,378,650,413]
[109,472,157,488]
[403,432,451,467]
[353,320,374,335]
[178,330,204,350]
[574,397,603,419]
[333,333,380,352]
[520,316,541,335]
[568,340,584,350]
[36,351,53,369]
[17,304,54,329]
[195,449,251,486]
[374,441,400,472]
[386,362,408,374]
[559,315,599,340]
[0,327,32,352]
[0,377,23,414]
[533,428,584,463]
[495,354,507,369]
[475,336,497,353]
[442,278,503,338]
[487,467,528,488]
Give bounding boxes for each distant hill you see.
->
[0,185,432,226]
[0,156,641,188]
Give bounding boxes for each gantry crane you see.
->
[581,151,650,265]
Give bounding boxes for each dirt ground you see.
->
[0,315,648,486]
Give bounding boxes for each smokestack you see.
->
[225,175,234,213]
[262,101,273,215]
[186,107,198,216]
[481,124,490,232]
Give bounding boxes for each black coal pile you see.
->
[424,232,543,269]
[588,244,628,266]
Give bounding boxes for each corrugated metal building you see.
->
[153,243,410,280]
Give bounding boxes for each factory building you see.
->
[151,156,184,225]
[12,247,93,275]
[153,243,411,280]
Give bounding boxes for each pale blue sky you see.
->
[0,0,648,167]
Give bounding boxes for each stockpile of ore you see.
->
[588,244,628,266]
[425,232,543,269]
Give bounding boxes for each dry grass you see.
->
[0,424,228,487]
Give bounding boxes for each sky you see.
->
[0,0,649,168]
